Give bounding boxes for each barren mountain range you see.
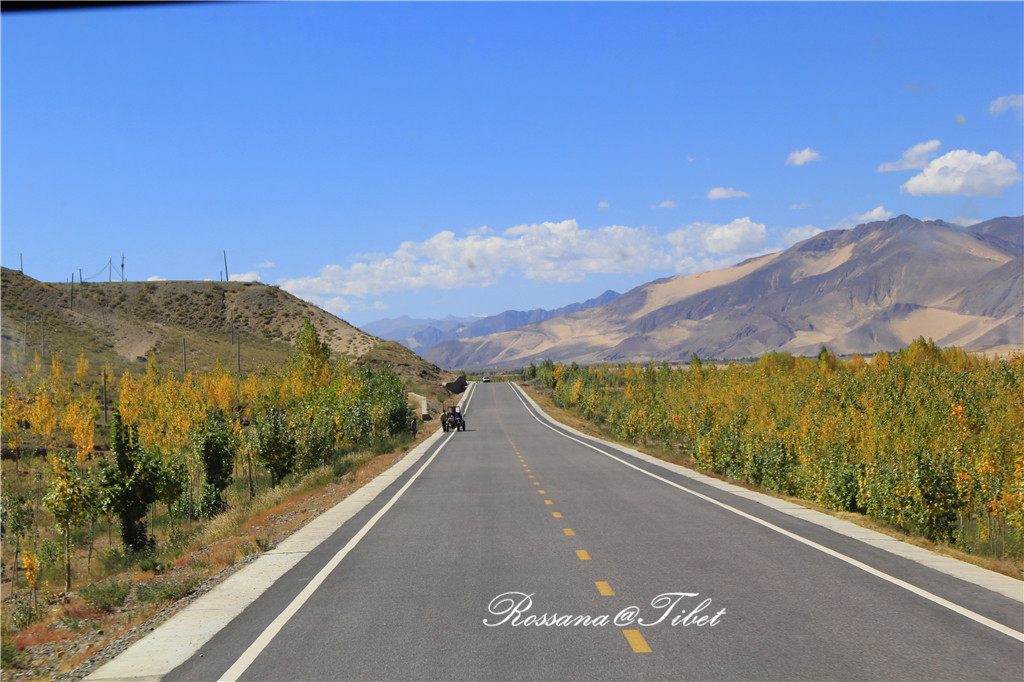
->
[421,215,1023,369]
[364,289,621,353]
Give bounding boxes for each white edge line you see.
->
[219,384,475,681]
[507,383,1024,643]
[218,431,456,680]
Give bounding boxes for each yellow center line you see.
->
[544,500,553,505]
[552,512,562,518]
[533,482,540,486]
[576,550,591,560]
[529,475,535,478]
[563,528,575,536]
[538,490,545,494]
[595,581,615,596]
[623,629,651,653]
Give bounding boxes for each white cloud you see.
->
[790,202,809,210]
[782,225,822,244]
[877,139,941,172]
[901,150,1020,197]
[147,275,166,282]
[229,271,261,283]
[667,217,768,256]
[255,261,276,269]
[950,217,982,228]
[465,225,493,236]
[278,220,674,305]
[706,187,750,200]
[786,147,821,166]
[833,206,893,230]
[989,94,1023,117]
[652,200,676,209]
[598,201,609,210]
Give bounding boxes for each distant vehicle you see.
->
[441,405,465,432]
[482,376,491,382]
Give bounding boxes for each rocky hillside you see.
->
[423,216,1023,368]
[0,269,454,400]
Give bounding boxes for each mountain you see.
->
[0,269,455,402]
[422,216,1023,369]
[362,290,621,353]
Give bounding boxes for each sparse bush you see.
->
[81,579,131,611]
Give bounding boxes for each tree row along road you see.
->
[159,382,1021,681]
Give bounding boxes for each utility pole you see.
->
[121,253,125,282]
[223,250,229,282]
[20,253,23,273]
[108,258,112,282]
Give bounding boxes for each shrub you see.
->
[81,579,131,611]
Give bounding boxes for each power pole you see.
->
[223,250,229,282]
[121,253,125,282]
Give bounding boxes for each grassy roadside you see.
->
[0,425,439,681]
[518,381,1024,582]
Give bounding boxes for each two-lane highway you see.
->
[144,381,1022,680]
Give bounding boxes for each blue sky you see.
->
[3,2,1022,328]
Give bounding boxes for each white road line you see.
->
[220,387,477,680]
[507,383,1024,643]
[218,431,456,681]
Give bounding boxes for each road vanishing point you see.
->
[89,382,1023,681]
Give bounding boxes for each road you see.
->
[161,381,1022,681]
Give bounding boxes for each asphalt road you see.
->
[166,382,1023,681]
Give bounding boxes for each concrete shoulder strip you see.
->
[86,427,448,682]
[511,383,1023,604]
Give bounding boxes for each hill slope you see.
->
[0,269,454,400]
[422,216,1023,368]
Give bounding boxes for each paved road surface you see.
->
[154,382,1022,680]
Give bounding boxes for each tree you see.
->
[191,409,236,517]
[42,449,91,591]
[251,407,295,488]
[1,491,34,589]
[291,318,331,387]
[102,409,160,552]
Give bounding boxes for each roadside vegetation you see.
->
[0,319,418,678]
[522,338,1023,575]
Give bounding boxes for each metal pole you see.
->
[223,250,229,282]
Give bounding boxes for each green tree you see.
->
[42,449,92,591]
[102,409,160,552]
[1,491,34,589]
[251,407,295,488]
[292,318,332,386]
[191,410,236,518]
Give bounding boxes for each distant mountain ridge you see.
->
[421,216,1023,369]
[363,290,621,353]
